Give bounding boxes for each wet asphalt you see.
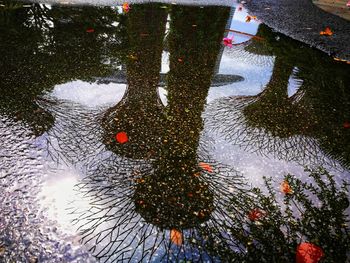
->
[245,0,350,61]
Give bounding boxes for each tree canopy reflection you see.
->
[0,2,349,262]
[206,24,350,169]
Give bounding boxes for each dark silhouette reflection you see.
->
[102,4,167,159]
[69,4,251,262]
[243,56,313,138]
[0,2,125,136]
[2,2,349,263]
[206,24,350,169]
[133,4,232,229]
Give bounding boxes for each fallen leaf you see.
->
[170,229,182,246]
[343,121,350,128]
[122,2,130,13]
[296,242,324,263]
[199,162,213,173]
[116,132,128,144]
[86,28,94,33]
[248,208,266,221]
[178,58,183,62]
[320,26,333,36]
[246,16,251,22]
[280,181,292,194]
[223,37,234,48]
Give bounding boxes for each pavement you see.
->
[245,0,350,61]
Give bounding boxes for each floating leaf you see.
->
[223,37,233,48]
[280,181,292,194]
[116,132,128,144]
[248,208,266,221]
[199,162,213,173]
[320,27,333,36]
[245,15,257,22]
[122,2,130,13]
[296,242,324,263]
[170,229,182,246]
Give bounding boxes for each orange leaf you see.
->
[320,27,333,36]
[170,229,182,246]
[199,162,213,173]
[280,181,292,194]
[296,242,324,263]
[122,2,130,13]
[116,132,128,144]
[245,15,251,22]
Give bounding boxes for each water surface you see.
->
[0,1,350,262]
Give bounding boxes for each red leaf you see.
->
[170,229,182,246]
[296,242,324,263]
[123,2,130,13]
[343,121,350,129]
[116,132,128,144]
[248,208,266,221]
[86,28,94,33]
[199,162,213,173]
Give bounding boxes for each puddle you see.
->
[0,1,349,262]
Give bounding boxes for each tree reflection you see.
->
[0,1,125,136]
[206,24,350,169]
[3,3,348,263]
[70,4,252,262]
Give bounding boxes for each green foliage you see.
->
[206,168,350,262]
